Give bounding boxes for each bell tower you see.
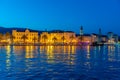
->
[80,26,83,36]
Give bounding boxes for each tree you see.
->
[61,36,65,44]
[21,35,28,43]
[5,32,10,39]
[52,36,57,44]
[42,34,48,44]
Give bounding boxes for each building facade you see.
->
[12,29,38,44]
[40,30,77,44]
[107,32,118,44]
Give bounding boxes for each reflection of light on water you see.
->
[93,46,97,59]
[63,46,76,54]
[98,46,101,51]
[68,46,70,54]
[86,46,90,59]
[6,59,11,68]
[44,46,76,64]
[72,46,76,54]
[108,46,115,61]
[84,62,91,68]
[87,46,90,53]
[6,45,11,54]
[64,46,67,53]
[118,45,120,58]
[40,46,46,53]
[25,46,34,58]
[6,45,11,70]
[13,46,38,58]
[47,46,54,58]
[46,46,54,63]
[108,46,115,52]
[39,46,55,63]
[13,46,24,54]
[2,45,120,80]
[67,46,76,65]
[24,46,39,72]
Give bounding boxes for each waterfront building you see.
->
[101,35,107,42]
[0,27,118,45]
[12,29,38,44]
[77,34,91,43]
[40,30,77,44]
[113,34,118,43]
[91,33,98,43]
[0,32,11,44]
[76,26,91,45]
[107,32,115,44]
[82,34,91,43]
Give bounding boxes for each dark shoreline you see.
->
[0,43,118,46]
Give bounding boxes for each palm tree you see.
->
[5,32,10,39]
[0,33,3,42]
[61,36,65,44]
[33,37,37,44]
[52,36,57,44]
[21,35,28,43]
[42,35,48,44]
[70,35,74,44]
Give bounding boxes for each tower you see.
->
[80,26,83,36]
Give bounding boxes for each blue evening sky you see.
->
[0,0,120,34]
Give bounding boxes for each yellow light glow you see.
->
[25,46,34,58]
[6,45,11,70]
[46,46,54,63]
[71,46,76,54]
[86,46,90,59]
[87,46,90,53]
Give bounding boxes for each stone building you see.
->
[40,30,77,44]
[12,29,38,44]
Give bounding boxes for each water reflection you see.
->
[46,46,54,63]
[86,46,90,59]
[39,46,76,64]
[26,46,34,58]
[13,46,24,54]
[5,45,11,70]
[108,45,116,61]
[0,45,120,80]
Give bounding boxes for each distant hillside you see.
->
[0,26,74,34]
[0,26,43,34]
